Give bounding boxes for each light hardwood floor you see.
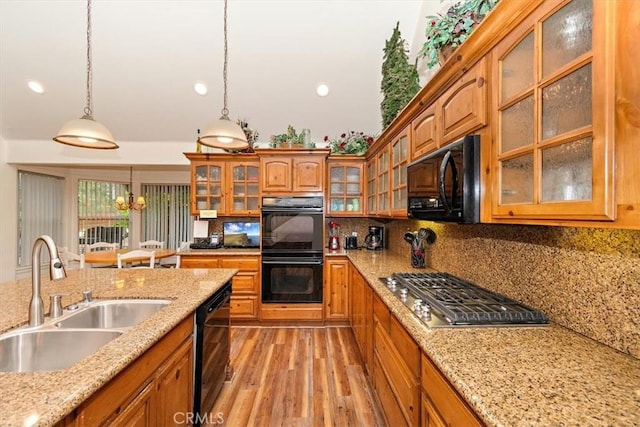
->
[211,326,385,426]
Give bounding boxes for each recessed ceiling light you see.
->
[316,83,329,97]
[27,80,45,94]
[194,82,208,96]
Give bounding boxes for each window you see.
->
[141,184,191,249]
[77,180,129,253]
[17,171,65,267]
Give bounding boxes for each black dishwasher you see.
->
[193,281,231,424]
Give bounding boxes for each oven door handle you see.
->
[262,258,323,265]
[261,207,324,213]
[438,150,458,215]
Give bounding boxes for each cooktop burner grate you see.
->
[386,272,548,327]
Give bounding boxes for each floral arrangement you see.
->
[420,0,498,69]
[325,131,375,156]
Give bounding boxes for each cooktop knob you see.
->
[413,299,422,312]
[421,304,431,320]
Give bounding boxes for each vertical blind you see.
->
[18,171,65,267]
[141,184,192,250]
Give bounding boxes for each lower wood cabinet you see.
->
[373,293,420,426]
[347,260,483,427]
[324,257,350,322]
[421,353,483,427]
[64,316,193,426]
[180,254,260,320]
[349,266,373,373]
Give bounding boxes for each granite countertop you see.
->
[0,267,236,427]
[332,249,640,427]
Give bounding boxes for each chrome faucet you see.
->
[29,235,67,326]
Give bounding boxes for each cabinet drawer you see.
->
[231,296,258,319]
[373,352,408,427]
[390,316,419,377]
[421,353,482,426]
[373,293,390,333]
[374,323,420,426]
[179,257,219,269]
[231,273,259,293]
[220,257,259,271]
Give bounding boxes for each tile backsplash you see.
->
[381,220,640,359]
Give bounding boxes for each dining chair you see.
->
[139,240,165,249]
[117,250,156,269]
[59,251,85,270]
[86,242,119,252]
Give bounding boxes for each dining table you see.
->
[83,248,177,266]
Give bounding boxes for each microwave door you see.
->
[438,150,459,214]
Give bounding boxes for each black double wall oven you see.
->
[261,196,324,303]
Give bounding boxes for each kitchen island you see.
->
[0,267,236,426]
[332,249,640,426]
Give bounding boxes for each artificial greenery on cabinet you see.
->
[381,22,420,129]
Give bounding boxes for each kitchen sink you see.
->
[0,329,123,373]
[54,299,170,329]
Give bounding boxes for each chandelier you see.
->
[53,0,118,149]
[116,167,146,211]
[198,0,248,151]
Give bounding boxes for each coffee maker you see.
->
[364,226,385,250]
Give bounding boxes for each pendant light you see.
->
[198,0,248,151]
[53,0,118,149]
[115,167,146,211]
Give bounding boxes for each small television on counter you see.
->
[222,222,260,248]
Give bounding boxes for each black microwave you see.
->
[407,134,480,223]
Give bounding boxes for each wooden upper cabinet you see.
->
[411,103,438,162]
[409,58,487,164]
[390,128,409,217]
[261,157,292,192]
[293,157,324,192]
[490,0,615,221]
[439,57,487,144]
[256,148,330,195]
[327,156,366,216]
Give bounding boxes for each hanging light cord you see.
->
[84,0,93,117]
[221,0,229,118]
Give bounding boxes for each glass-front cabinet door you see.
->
[376,146,391,216]
[228,162,260,215]
[391,128,408,216]
[491,0,614,221]
[193,162,225,215]
[366,158,377,214]
[327,156,365,216]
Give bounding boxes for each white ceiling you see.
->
[0,0,443,152]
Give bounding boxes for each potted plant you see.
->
[420,0,499,69]
[325,131,376,156]
[270,125,313,148]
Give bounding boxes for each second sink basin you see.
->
[0,329,123,373]
[55,299,170,329]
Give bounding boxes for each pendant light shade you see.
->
[198,0,248,151]
[54,114,117,149]
[200,115,249,150]
[53,0,118,150]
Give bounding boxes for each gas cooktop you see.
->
[380,272,548,328]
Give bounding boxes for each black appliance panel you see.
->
[407,134,480,223]
[261,199,324,255]
[262,256,323,303]
[193,282,231,424]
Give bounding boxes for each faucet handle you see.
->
[82,289,93,304]
[49,294,64,318]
